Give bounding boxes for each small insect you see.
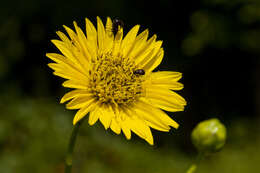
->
[133,69,145,75]
[112,18,124,35]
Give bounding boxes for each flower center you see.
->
[89,53,144,106]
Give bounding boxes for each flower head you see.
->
[46,17,186,145]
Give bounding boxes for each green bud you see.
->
[191,118,227,153]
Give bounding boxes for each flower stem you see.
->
[65,118,85,173]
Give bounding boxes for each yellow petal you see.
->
[146,86,186,112]
[105,17,113,37]
[56,31,71,44]
[138,41,162,66]
[131,117,154,145]
[85,17,97,60]
[99,104,114,130]
[46,53,83,74]
[148,86,186,105]
[139,98,179,129]
[119,117,131,140]
[97,16,106,54]
[88,106,100,125]
[143,48,164,72]
[51,69,85,82]
[110,118,121,134]
[151,71,183,81]
[149,71,183,90]
[151,83,183,90]
[127,29,149,58]
[52,71,72,80]
[51,40,76,62]
[146,97,184,112]
[60,89,92,103]
[73,21,92,62]
[112,27,123,57]
[104,17,114,53]
[62,25,91,71]
[63,25,78,43]
[62,80,88,89]
[121,25,140,57]
[73,101,98,125]
[66,96,95,110]
[132,103,170,131]
[133,34,157,65]
[48,62,88,81]
[123,107,154,145]
[62,25,83,53]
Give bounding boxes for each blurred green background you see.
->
[0,0,259,172]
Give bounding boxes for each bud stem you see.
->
[186,152,205,173]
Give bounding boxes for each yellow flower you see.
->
[46,17,186,145]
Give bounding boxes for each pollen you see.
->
[89,53,144,106]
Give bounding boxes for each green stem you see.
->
[186,152,205,173]
[64,118,85,173]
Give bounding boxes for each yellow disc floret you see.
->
[89,52,144,106]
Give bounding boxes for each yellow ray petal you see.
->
[130,117,154,145]
[62,25,83,52]
[105,17,113,37]
[73,21,92,62]
[119,116,131,140]
[63,25,79,43]
[48,62,88,81]
[88,106,100,125]
[99,104,114,130]
[104,17,114,53]
[133,34,157,64]
[138,41,162,66]
[146,98,184,112]
[51,40,76,61]
[143,48,164,72]
[97,16,106,54]
[146,86,186,112]
[110,118,121,135]
[66,96,95,110]
[127,29,149,58]
[85,17,97,60]
[112,27,123,57]
[123,107,154,145]
[139,98,179,129]
[52,71,73,80]
[151,83,183,90]
[51,69,85,82]
[62,80,88,89]
[121,25,140,57]
[147,86,186,105]
[60,89,92,103]
[56,31,71,44]
[151,71,183,81]
[73,101,98,125]
[62,25,91,70]
[149,71,183,90]
[46,53,86,75]
[132,103,170,132]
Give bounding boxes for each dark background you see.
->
[0,0,259,172]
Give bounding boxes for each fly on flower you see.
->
[133,69,145,75]
[46,17,186,145]
[112,18,124,35]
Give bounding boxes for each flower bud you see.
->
[191,118,226,153]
